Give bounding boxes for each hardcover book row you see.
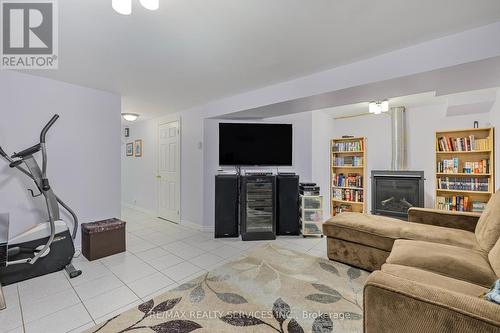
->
[332,140,363,152]
[437,177,489,192]
[437,135,489,152]
[437,158,490,174]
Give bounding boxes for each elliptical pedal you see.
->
[65,263,82,279]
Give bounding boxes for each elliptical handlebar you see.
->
[0,146,7,158]
[40,114,59,143]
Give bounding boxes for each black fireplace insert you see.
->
[371,170,425,219]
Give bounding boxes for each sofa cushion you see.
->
[475,191,500,252]
[381,263,488,297]
[323,213,480,252]
[386,240,497,288]
[488,237,500,278]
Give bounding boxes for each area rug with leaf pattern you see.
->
[85,244,369,333]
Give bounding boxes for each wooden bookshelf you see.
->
[330,137,366,216]
[435,127,495,213]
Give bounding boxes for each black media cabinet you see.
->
[240,175,277,241]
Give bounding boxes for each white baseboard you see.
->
[180,220,214,233]
[123,203,214,233]
[122,202,157,217]
[200,225,215,233]
[180,219,209,232]
[179,219,198,229]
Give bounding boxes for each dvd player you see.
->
[245,171,273,176]
[300,190,320,196]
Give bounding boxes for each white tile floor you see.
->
[0,207,327,333]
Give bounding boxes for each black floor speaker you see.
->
[277,174,300,235]
[215,175,239,238]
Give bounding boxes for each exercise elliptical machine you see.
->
[0,114,82,286]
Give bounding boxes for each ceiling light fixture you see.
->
[122,113,140,122]
[112,0,132,15]
[112,0,159,15]
[139,0,159,11]
[369,100,389,115]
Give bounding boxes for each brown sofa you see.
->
[323,191,500,333]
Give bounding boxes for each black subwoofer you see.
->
[277,174,300,235]
[215,175,239,238]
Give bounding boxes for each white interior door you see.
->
[158,120,180,223]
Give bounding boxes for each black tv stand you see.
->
[215,172,299,241]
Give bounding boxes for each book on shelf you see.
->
[436,158,459,173]
[332,140,363,152]
[332,173,363,188]
[436,177,489,192]
[437,196,488,213]
[334,204,352,214]
[436,196,470,212]
[333,156,363,167]
[332,188,363,202]
[462,160,490,174]
[437,159,490,174]
[471,201,487,213]
[437,135,489,152]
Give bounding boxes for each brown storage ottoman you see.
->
[82,218,126,261]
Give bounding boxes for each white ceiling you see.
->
[215,56,500,119]
[29,0,500,118]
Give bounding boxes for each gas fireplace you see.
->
[371,170,424,219]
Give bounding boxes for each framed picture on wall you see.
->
[126,143,134,156]
[134,139,143,157]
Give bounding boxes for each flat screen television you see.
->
[219,123,293,166]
